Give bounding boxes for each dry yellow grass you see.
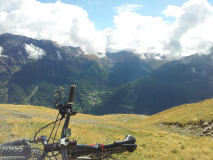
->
[1,98,213,159]
[137,98,213,128]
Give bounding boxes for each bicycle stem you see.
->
[61,108,71,138]
[60,85,76,160]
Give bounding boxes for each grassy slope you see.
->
[140,98,213,126]
[1,98,213,159]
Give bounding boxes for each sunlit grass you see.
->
[1,98,213,159]
[137,98,213,127]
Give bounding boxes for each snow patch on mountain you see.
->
[141,53,165,60]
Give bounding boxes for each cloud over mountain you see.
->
[107,0,213,59]
[0,0,213,59]
[0,0,106,55]
[0,46,3,57]
[24,44,46,59]
[0,46,8,58]
[162,0,213,58]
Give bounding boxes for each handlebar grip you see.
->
[44,143,60,152]
[68,85,76,103]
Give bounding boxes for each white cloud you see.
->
[0,46,8,58]
[0,46,3,55]
[57,51,62,60]
[105,0,213,59]
[24,43,46,59]
[163,5,182,18]
[113,4,142,13]
[162,0,213,57]
[104,11,170,56]
[0,0,106,55]
[0,0,213,59]
[70,18,107,54]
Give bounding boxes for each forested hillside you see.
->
[92,52,213,115]
[0,34,153,113]
[0,33,213,115]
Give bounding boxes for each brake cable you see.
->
[48,112,60,143]
[53,118,62,143]
[34,118,62,140]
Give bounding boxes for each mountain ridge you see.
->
[0,33,213,115]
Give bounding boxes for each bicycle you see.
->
[0,85,137,160]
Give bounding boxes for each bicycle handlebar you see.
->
[0,85,137,159]
[41,135,136,159]
[68,135,136,152]
[67,135,137,159]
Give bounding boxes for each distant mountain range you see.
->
[93,52,213,115]
[0,33,213,115]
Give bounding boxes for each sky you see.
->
[37,0,192,31]
[0,0,213,59]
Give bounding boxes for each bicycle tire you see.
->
[0,156,26,160]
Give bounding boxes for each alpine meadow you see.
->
[1,0,213,159]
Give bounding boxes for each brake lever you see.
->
[55,91,62,108]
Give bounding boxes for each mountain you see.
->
[1,33,213,115]
[92,52,213,115]
[102,51,153,87]
[0,33,153,113]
